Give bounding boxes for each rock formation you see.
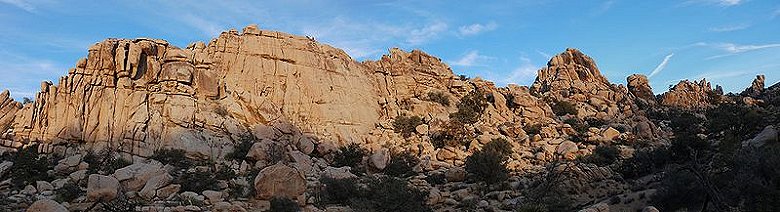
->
[741,75,765,97]
[659,79,715,109]
[627,74,655,102]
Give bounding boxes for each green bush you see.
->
[383,152,419,178]
[175,165,234,193]
[465,146,509,185]
[551,101,578,116]
[319,177,362,205]
[582,145,619,166]
[427,91,451,106]
[524,124,542,135]
[393,115,423,138]
[618,147,670,179]
[358,176,431,212]
[332,143,366,174]
[482,138,513,158]
[55,181,83,203]
[424,172,446,185]
[83,151,131,175]
[225,134,255,162]
[450,90,487,125]
[270,196,301,212]
[150,148,191,168]
[7,144,54,189]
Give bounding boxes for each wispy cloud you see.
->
[772,8,780,19]
[649,53,674,78]
[0,51,65,100]
[496,56,540,86]
[450,50,493,67]
[708,23,750,32]
[0,0,36,13]
[303,17,448,59]
[591,0,616,16]
[694,42,780,60]
[536,50,552,60]
[684,0,745,7]
[407,21,448,45]
[457,22,498,36]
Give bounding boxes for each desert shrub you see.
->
[618,147,670,179]
[431,121,472,148]
[582,145,619,166]
[563,118,588,135]
[424,172,446,185]
[706,103,766,139]
[83,151,131,175]
[175,165,233,193]
[225,134,254,162]
[651,169,707,211]
[55,181,83,202]
[383,151,419,178]
[482,138,513,158]
[332,143,366,173]
[214,104,230,117]
[270,196,301,212]
[584,117,609,127]
[100,195,143,212]
[524,123,542,135]
[393,114,423,138]
[427,91,450,106]
[319,177,362,205]
[551,101,578,116]
[520,161,576,211]
[515,204,550,212]
[358,176,431,212]
[450,90,487,125]
[465,147,509,185]
[150,148,191,168]
[7,144,54,189]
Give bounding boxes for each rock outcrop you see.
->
[659,79,715,109]
[741,75,765,97]
[627,74,655,102]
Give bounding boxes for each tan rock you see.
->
[602,127,620,141]
[369,148,390,170]
[253,164,306,200]
[27,199,68,212]
[87,174,120,202]
[445,167,467,182]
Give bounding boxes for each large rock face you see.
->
[0,25,663,162]
[741,75,765,97]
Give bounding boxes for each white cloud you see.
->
[649,53,674,78]
[457,22,497,36]
[490,57,540,86]
[717,0,743,6]
[715,43,780,53]
[0,51,65,100]
[407,21,448,45]
[773,8,780,19]
[0,0,36,13]
[708,23,750,32]
[450,50,492,67]
[591,0,616,16]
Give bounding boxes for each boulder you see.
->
[27,199,68,212]
[445,167,467,182]
[87,174,121,201]
[253,164,306,200]
[743,125,778,148]
[114,161,166,192]
[369,148,390,170]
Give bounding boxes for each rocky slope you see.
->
[0,25,774,212]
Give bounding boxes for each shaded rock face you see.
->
[627,74,655,102]
[659,79,714,109]
[741,75,765,97]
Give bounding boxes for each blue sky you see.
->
[1,0,779,100]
